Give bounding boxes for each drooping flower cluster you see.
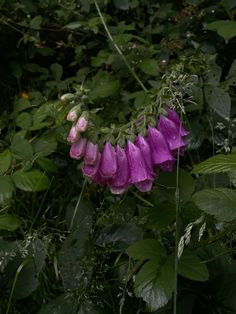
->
[67,108,189,194]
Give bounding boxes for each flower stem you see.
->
[94,0,148,93]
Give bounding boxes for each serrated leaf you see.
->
[204,86,231,120]
[0,214,21,231]
[192,188,236,222]
[0,149,12,174]
[12,169,50,192]
[134,256,174,311]
[126,239,165,261]
[192,153,236,174]
[205,20,236,42]
[10,136,34,160]
[0,176,14,203]
[178,251,209,281]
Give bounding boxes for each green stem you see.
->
[69,178,87,230]
[94,0,148,93]
[131,190,153,207]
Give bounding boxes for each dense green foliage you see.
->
[0,0,236,313]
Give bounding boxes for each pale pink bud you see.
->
[75,116,88,132]
[70,138,87,159]
[67,126,79,144]
[84,142,98,165]
[67,111,78,122]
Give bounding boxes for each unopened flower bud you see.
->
[61,93,76,103]
[84,142,98,165]
[67,125,79,144]
[67,104,81,122]
[70,138,87,159]
[75,112,89,132]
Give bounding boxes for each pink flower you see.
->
[82,152,101,177]
[158,116,186,155]
[75,116,88,132]
[99,142,117,178]
[70,138,87,159]
[67,126,79,144]
[135,135,155,177]
[167,109,189,136]
[147,126,175,172]
[108,145,129,194]
[84,142,98,165]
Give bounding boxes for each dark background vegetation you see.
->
[0,0,236,313]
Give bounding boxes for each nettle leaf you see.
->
[192,152,236,174]
[10,136,34,160]
[134,257,174,311]
[12,169,50,192]
[192,188,236,222]
[204,86,231,120]
[178,251,209,282]
[0,214,21,231]
[0,149,12,174]
[0,176,14,204]
[205,20,236,42]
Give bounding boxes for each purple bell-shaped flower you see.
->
[158,116,186,155]
[67,125,79,144]
[147,126,176,172]
[84,142,98,165]
[167,109,189,136]
[82,152,101,178]
[135,135,155,177]
[99,142,117,178]
[108,145,129,194]
[70,137,87,160]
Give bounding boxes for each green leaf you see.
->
[0,149,12,174]
[139,59,159,76]
[36,157,58,173]
[0,214,21,231]
[15,112,32,129]
[10,136,34,160]
[89,71,120,100]
[12,169,50,192]
[126,239,165,261]
[34,134,57,157]
[113,0,130,10]
[96,224,143,249]
[145,203,176,230]
[0,176,14,203]
[64,21,81,29]
[134,256,174,311]
[204,86,231,120]
[178,251,209,281]
[192,188,236,222]
[192,152,236,174]
[205,20,236,42]
[50,63,63,81]
[29,15,42,30]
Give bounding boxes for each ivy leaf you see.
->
[12,169,50,192]
[0,149,12,174]
[205,20,236,42]
[192,188,236,222]
[134,257,174,311]
[0,214,21,231]
[192,152,236,174]
[178,251,209,282]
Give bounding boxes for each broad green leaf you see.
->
[29,15,42,30]
[145,203,176,230]
[134,256,174,311]
[36,157,58,173]
[204,65,222,85]
[89,71,120,100]
[192,188,236,222]
[15,112,32,129]
[64,21,81,29]
[192,152,236,174]
[139,59,159,76]
[0,214,21,231]
[50,63,63,81]
[126,239,165,261]
[10,136,34,160]
[12,169,50,192]
[205,20,236,42]
[34,134,57,157]
[178,251,209,281]
[0,176,14,203]
[113,0,130,10]
[0,149,12,174]
[204,86,231,120]
[96,224,143,249]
